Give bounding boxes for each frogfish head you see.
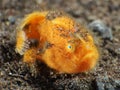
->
[41,16,99,73]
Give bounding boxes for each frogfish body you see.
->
[15,11,99,73]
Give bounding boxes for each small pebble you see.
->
[113,38,119,42]
[88,20,113,40]
[116,48,120,54]
[9,72,12,75]
[8,15,16,24]
[0,71,4,76]
[0,13,2,17]
[36,0,43,4]
[95,79,105,90]
[105,83,115,90]
[94,76,120,90]
[114,25,120,31]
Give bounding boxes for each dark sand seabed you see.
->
[0,0,120,90]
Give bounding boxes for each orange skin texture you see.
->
[15,11,99,73]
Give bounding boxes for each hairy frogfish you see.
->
[15,10,99,73]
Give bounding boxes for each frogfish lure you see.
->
[15,10,99,73]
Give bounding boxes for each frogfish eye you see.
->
[68,45,72,49]
[66,44,75,52]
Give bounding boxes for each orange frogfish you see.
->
[15,10,99,73]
